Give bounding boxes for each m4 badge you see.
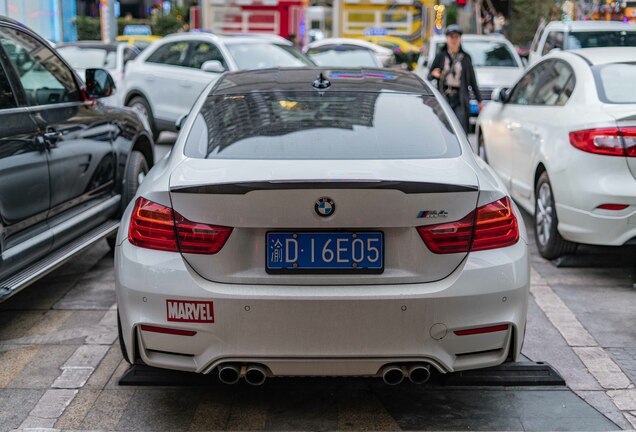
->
[417,210,449,219]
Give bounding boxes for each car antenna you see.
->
[312,72,331,90]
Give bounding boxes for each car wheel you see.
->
[477,131,488,162]
[534,172,577,259]
[124,150,149,208]
[128,96,159,140]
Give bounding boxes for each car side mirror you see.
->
[492,87,509,103]
[175,114,188,131]
[85,68,116,99]
[201,60,225,73]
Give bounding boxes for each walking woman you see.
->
[427,25,483,133]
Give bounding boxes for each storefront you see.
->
[0,0,77,42]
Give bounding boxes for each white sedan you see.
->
[121,32,314,138]
[115,68,529,385]
[56,41,140,106]
[476,47,636,259]
[304,38,394,67]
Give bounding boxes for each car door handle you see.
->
[144,76,155,82]
[180,82,192,88]
[506,122,521,131]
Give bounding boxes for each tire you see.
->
[127,96,159,141]
[477,131,488,162]
[106,233,117,252]
[118,311,132,364]
[123,150,149,209]
[534,172,577,259]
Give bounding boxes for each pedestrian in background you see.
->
[427,25,482,134]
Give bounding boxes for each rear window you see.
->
[57,46,117,69]
[462,41,519,68]
[226,43,313,70]
[594,63,636,103]
[307,46,379,68]
[567,31,636,49]
[184,92,460,160]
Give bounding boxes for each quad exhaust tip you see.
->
[218,364,241,385]
[245,365,267,386]
[382,363,432,385]
[408,364,431,384]
[382,365,406,385]
[218,364,268,385]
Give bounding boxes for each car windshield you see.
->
[595,63,636,103]
[56,46,117,69]
[461,41,519,67]
[184,92,460,160]
[567,31,636,48]
[226,43,314,69]
[307,46,379,67]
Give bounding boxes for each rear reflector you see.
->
[597,204,629,211]
[417,197,518,254]
[569,127,636,157]
[140,324,197,336]
[454,324,509,336]
[128,197,233,254]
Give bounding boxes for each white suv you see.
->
[528,20,636,65]
[122,32,314,138]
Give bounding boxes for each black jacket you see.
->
[427,45,481,119]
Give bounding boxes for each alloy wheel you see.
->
[536,182,553,246]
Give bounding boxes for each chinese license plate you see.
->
[266,232,384,273]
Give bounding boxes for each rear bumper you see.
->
[556,203,636,246]
[115,239,529,376]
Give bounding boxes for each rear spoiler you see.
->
[170,181,478,195]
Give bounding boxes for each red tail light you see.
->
[417,197,518,254]
[569,127,636,157]
[416,212,474,254]
[174,213,233,254]
[471,197,519,252]
[129,198,178,252]
[128,198,232,254]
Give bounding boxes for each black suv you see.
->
[0,17,154,300]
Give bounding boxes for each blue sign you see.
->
[123,25,152,36]
[364,28,388,36]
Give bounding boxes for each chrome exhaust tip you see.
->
[244,365,267,386]
[218,364,241,385]
[408,364,431,384]
[382,365,405,385]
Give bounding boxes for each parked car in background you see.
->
[116,35,162,51]
[528,20,636,65]
[122,32,315,138]
[0,15,154,301]
[305,40,383,68]
[417,34,524,127]
[360,35,420,70]
[57,41,140,106]
[115,67,529,383]
[304,38,394,68]
[476,48,636,259]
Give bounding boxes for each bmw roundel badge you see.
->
[315,197,335,217]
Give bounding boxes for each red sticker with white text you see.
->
[166,300,214,323]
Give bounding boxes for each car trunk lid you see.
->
[168,158,480,285]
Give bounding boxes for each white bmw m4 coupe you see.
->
[115,68,530,385]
